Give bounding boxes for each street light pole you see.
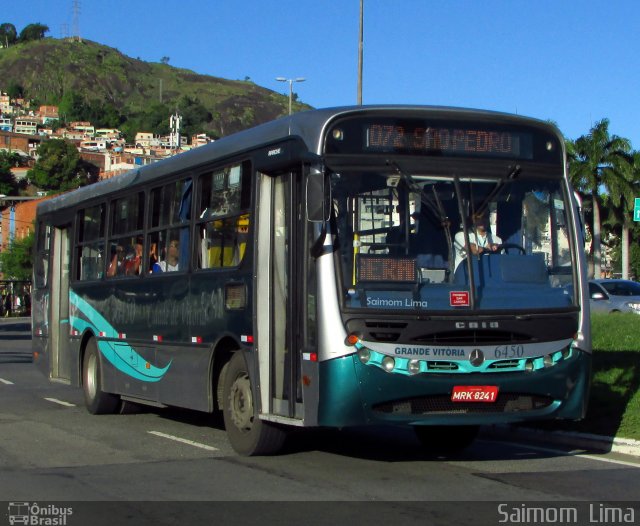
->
[357,0,364,105]
[276,77,305,115]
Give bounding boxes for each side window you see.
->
[76,205,105,281]
[197,161,251,269]
[107,193,145,278]
[34,221,52,288]
[148,179,191,274]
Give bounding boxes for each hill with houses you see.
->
[0,37,308,141]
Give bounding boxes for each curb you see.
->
[481,424,640,458]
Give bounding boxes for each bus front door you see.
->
[256,171,303,421]
[50,226,71,382]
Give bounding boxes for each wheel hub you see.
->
[229,373,254,432]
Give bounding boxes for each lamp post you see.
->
[276,77,305,115]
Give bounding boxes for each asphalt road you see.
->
[1,318,639,526]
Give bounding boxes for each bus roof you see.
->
[37,105,561,215]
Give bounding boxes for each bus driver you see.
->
[453,211,502,271]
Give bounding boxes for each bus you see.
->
[32,105,591,455]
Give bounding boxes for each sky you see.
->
[9,0,640,147]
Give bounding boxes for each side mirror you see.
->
[306,167,329,222]
[591,292,605,300]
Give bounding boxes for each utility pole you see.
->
[357,0,364,105]
[72,0,82,42]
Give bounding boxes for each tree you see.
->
[5,82,24,99]
[58,90,86,123]
[0,232,34,281]
[18,23,49,42]
[0,151,20,195]
[0,23,17,47]
[160,56,170,65]
[27,139,91,191]
[567,119,631,278]
[608,151,640,279]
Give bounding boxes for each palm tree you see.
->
[610,151,640,279]
[567,119,631,278]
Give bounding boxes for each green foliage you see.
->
[57,90,85,122]
[0,151,20,195]
[0,23,17,47]
[0,232,33,280]
[17,23,48,43]
[27,139,91,191]
[5,81,23,98]
[176,96,213,137]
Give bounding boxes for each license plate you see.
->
[451,385,499,403]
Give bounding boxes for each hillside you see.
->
[0,38,311,138]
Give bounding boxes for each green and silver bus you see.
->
[32,106,591,455]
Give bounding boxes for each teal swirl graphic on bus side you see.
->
[69,290,172,382]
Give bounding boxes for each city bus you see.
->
[32,105,591,455]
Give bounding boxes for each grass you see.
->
[531,312,640,440]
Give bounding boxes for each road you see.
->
[1,318,639,526]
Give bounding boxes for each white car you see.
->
[589,279,640,314]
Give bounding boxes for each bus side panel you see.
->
[156,343,214,412]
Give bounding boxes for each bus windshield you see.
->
[331,170,576,312]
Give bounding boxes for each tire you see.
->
[414,425,479,454]
[222,352,286,456]
[82,338,121,414]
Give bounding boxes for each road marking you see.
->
[0,378,14,385]
[497,440,640,468]
[148,431,219,452]
[44,397,76,407]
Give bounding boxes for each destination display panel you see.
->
[325,115,562,163]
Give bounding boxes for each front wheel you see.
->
[82,338,121,414]
[414,425,479,454]
[222,352,286,456]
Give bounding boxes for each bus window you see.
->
[107,193,144,278]
[148,178,191,274]
[76,204,105,281]
[111,192,144,235]
[197,162,251,269]
[35,221,52,288]
[149,228,188,272]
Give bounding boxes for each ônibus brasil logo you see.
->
[7,502,73,526]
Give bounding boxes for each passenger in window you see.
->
[124,239,144,275]
[154,239,180,272]
[107,245,125,277]
[148,243,159,273]
[453,211,502,271]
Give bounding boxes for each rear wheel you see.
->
[82,338,121,414]
[222,352,286,456]
[414,425,479,454]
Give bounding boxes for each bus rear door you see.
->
[50,225,72,382]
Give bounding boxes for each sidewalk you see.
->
[481,424,640,457]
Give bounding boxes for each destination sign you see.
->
[365,123,531,159]
[324,115,563,163]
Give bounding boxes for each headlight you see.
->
[358,347,371,364]
[381,356,396,372]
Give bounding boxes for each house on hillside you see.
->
[13,119,38,135]
[0,116,11,132]
[38,105,59,125]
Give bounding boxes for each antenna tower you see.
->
[72,0,82,42]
